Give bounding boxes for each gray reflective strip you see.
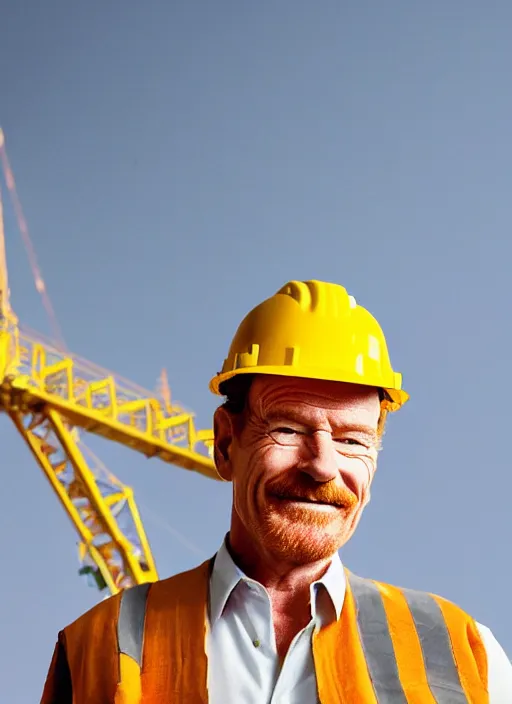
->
[117,582,150,666]
[348,573,408,703]
[402,588,468,703]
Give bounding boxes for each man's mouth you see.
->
[271,494,343,508]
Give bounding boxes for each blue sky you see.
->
[1,2,511,700]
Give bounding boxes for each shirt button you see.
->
[252,639,261,648]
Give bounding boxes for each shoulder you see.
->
[64,590,122,638]
[349,572,510,660]
[348,570,471,616]
[64,559,212,638]
[347,570,482,644]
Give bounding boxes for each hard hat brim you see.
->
[209,365,409,412]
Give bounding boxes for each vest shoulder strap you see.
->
[348,571,488,703]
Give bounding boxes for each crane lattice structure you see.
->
[0,129,217,595]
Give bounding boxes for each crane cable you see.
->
[0,128,67,351]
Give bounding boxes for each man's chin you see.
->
[262,519,344,564]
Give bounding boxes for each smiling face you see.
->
[214,375,381,567]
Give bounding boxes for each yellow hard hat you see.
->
[210,279,409,412]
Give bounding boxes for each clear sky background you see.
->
[1,2,511,700]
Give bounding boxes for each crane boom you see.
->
[0,128,217,595]
[7,328,216,477]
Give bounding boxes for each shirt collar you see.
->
[209,536,346,625]
[209,538,246,624]
[310,548,345,621]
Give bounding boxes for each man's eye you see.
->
[269,426,304,443]
[336,438,363,446]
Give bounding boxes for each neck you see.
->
[226,528,333,605]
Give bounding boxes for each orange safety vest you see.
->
[41,559,489,703]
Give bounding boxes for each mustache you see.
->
[267,477,357,509]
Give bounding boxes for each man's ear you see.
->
[213,406,235,482]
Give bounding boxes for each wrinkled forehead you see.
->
[248,375,381,423]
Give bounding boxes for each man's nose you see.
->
[299,431,339,482]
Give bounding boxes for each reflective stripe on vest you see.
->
[117,582,150,667]
[348,573,469,703]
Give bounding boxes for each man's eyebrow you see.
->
[264,407,315,424]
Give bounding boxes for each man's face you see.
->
[214,375,381,566]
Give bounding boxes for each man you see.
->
[42,279,511,703]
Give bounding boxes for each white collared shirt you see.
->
[205,540,512,703]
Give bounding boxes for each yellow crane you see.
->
[0,128,217,595]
